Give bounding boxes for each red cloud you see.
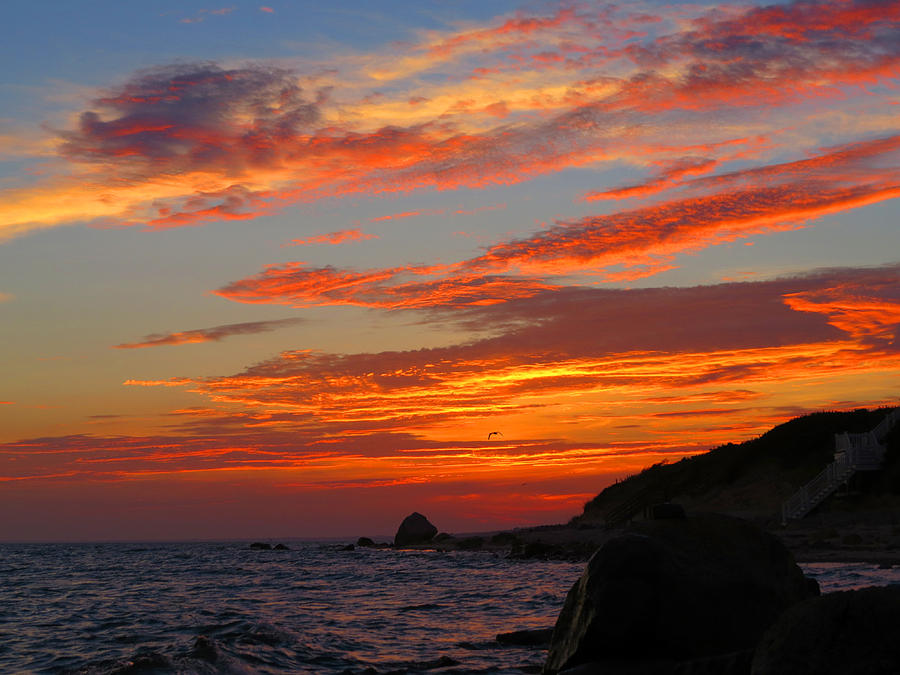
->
[60,64,321,177]
[217,262,557,310]
[369,209,444,222]
[185,267,900,438]
[20,0,896,237]
[215,134,900,309]
[585,156,719,201]
[283,228,377,247]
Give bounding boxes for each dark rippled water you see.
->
[4,543,897,674]
[0,542,584,674]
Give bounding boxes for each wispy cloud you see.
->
[114,318,304,349]
[151,266,900,444]
[214,134,900,309]
[369,209,445,222]
[179,6,236,23]
[282,228,377,247]
[3,0,899,241]
[11,266,894,492]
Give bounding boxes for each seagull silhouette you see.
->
[487,431,503,440]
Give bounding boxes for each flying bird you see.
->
[487,431,503,440]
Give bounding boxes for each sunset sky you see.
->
[2,0,899,541]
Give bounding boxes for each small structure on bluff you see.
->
[394,512,438,546]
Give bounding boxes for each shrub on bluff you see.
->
[394,512,438,547]
[544,513,816,674]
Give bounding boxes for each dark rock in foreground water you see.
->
[497,627,554,647]
[189,635,218,663]
[751,585,900,675]
[249,542,272,550]
[544,513,815,674]
[357,536,375,547]
[394,512,438,546]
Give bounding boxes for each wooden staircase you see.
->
[604,486,665,528]
[781,409,898,524]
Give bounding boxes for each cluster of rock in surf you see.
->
[248,541,291,550]
[248,508,900,674]
[539,511,900,674]
[371,510,900,674]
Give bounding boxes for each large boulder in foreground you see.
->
[751,586,900,675]
[394,512,438,546]
[545,513,815,674]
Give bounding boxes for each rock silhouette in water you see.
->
[751,586,900,675]
[496,627,554,647]
[394,512,438,546]
[544,513,815,674]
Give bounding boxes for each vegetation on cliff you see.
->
[575,407,900,525]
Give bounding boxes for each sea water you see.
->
[0,542,583,674]
[1,542,897,674]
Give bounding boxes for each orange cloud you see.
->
[5,0,900,240]
[585,156,719,201]
[283,228,377,247]
[214,134,900,308]
[217,262,558,309]
[163,268,900,446]
[369,209,445,222]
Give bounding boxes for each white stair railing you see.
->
[782,409,897,523]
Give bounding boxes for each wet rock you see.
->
[456,536,484,550]
[249,542,272,550]
[410,655,460,669]
[109,650,172,674]
[188,635,218,663]
[340,544,355,551]
[545,513,814,674]
[491,531,520,545]
[394,512,438,546]
[751,585,900,675]
[804,576,820,596]
[433,532,454,543]
[357,536,375,547]
[514,541,567,560]
[273,543,290,550]
[497,627,555,646]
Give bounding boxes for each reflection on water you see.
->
[0,542,583,674]
[3,543,897,673]
[800,561,900,592]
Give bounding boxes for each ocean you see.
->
[2,542,898,674]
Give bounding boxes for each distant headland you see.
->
[366,406,900,564]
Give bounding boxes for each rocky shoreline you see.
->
[358,509,899,674]
[354,510,900,567]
